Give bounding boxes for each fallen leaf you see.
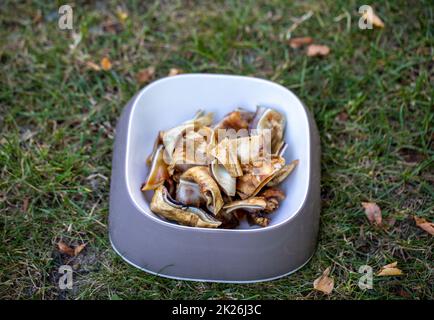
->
[383,261,398,269]
[362,9,384,28]
[398,288,410,298]
[33,10,43,24]
[86,61,101,71]
[57,241,75,256]
[74,243,87,256]
[377,261,404,276]
[116,9,128,23]
[168,68,182,76]
[414,216,434,235]
[22,198,29,212]
[336,111,349,122]
[57,241,87,257]
[289,36,313,48]
[313,267,334,294]
[100,57,112,71]
[399,148,425,164]
[361,202,382,226]
[306,44,330,57]
[136,66,155,84]
[102,19,122,34]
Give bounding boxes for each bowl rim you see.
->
[123,73,313,233]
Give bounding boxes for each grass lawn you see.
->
[0,0,433,299]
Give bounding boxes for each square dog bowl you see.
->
[109,74,321,283]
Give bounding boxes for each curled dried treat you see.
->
[141,145,169,191]
[180,166,224,215]
[246,212,270,227]
[223,197,267,213]
[150,185,221,228]
[210,159,236,196]
[162,111,214,163]
[267,159,298,186]
[214,108,254,132]
[250,106,285,154]
[169,127,214,174]
[259,187,286,213]
[176,179,207,208]
[236,156,285,199]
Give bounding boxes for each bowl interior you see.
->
[125,74,310,230]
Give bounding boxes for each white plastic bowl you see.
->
[109,74,321,282]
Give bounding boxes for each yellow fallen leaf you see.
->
[117,9,128,23]
[362,9,384,28]
[136,66,156,84]
[377,261,404,276]
[86,61,101,71]
[378,268,403,276]
[100,57,112,71]
[361,202,382,226]
[168,68,182,76]
[313,267,334,294]
[414,216,434,235]
[74,243,87,256]
[289,36,313,49]
[306,44,330,57]
[57,241,75,256]
[382,261,397,269]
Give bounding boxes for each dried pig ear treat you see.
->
[249,106,285,154]
[142,107,298,228]
[150,185,221,228]
[141,145,169,191]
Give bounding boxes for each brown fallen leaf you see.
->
[362,9,384,28]
[289,36,313,49]
[74,243,87,256]
[361,202,382,226]
[57,241,75,256]
[57,241,87,257]
[306,44,330,57]
[313,267,334,294]
[399,148,426,164]
[102,19,122,34]
[22,198,30,212]
[414,216,434,236]
[33,10,43,24]
[101,57,112,71]
[136,66,155,84]
[168,68,182,76]
[86,61,101,71]
[336,111,349,122]
[398,288,410,298]
[377,261,404,276]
